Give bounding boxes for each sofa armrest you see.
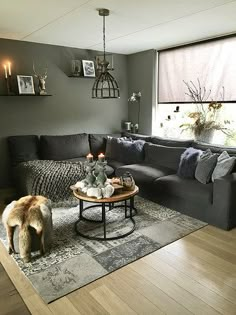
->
[212,173,236,230]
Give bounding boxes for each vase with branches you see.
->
[180,79,231,142]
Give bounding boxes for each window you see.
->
[154,36,236,145]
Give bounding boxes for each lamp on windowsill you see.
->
[128,92,141,133]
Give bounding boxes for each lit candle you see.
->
[98,153,105,162]
[3,64,7,78]
[86,153,93,163]
[8,62,11,76]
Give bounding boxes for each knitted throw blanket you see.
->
[16,160,86,202]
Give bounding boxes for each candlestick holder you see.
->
[5,76,15,95]
[84,160,96,187]
[94,160,107,188]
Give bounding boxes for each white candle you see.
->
[3,65,7,78]
[98,153,105,162]
[86,153,93,163]
[8,62,11,76]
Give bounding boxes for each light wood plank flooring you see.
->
[0,225,236,315]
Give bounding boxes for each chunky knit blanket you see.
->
[15,160,86,203]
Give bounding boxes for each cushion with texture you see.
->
[177,147,202,179]
[144,143,186,171]
[40,134,90,160]
[195,149,217,184]
[8,135,39,166]
[212,151,236,182]
[89,133,120,157]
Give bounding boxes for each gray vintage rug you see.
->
[0,196,207,303]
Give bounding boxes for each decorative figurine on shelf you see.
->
[33,63,48,95]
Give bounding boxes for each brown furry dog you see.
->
[2,195,52,263]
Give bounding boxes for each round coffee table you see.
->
[73,186,139,241]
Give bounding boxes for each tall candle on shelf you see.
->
[8,62,11,76]
[3,65,7,78]
[86,153,93,163]
[98,153,105,162]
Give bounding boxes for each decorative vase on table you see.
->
[195,129,214,143]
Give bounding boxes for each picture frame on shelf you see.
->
[95,54,114,72]
[82,60,96,77]
[71,60,81,77]
[17,75,35,95]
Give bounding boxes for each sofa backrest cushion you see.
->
[151,136,193,148]
[144,142,186,171]
[193,141,236,157]
[106,137,145,164]
[121,131,152,142]
[40,133,90,160]
[8,135,40,166]
[89,133,120,157]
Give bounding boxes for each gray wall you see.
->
[127,50,157,135]
[0,39,128,188]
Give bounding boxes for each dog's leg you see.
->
[36,229,45,256]
[6,225,16,254]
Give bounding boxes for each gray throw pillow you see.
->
[177,147,202,179]
[212,151,236,182]
[195,149,218,184]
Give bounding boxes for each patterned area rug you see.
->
[0,196,207,303]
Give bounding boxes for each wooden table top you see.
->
[73,185,139,203]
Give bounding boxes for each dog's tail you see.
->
[18,226,31,263]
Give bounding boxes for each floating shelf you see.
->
[68,75,95,79]
[0,94,52,96]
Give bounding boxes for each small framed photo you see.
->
[82,60,96,77]
[17,75,35,95]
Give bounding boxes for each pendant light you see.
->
[92,9,120,99]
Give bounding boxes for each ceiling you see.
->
[0,0,236,55]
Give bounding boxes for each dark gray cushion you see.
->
[40,134,90,160]
[89,133,120,157]
[177,147,202,179]
[116,163,174,184]
[107,159,125,170]
[154,174,213,205]
[195,149,218,184]
[193,141,236,157]
[151,136,193,148]
[212,151,236,182]
[8,135,39,166]
[121,131,152,142]
[106,137,145,164]
[144,143,186,171]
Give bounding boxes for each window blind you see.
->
[158,36,236,103]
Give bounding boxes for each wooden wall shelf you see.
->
[0,94,52,96]
[68,75,95,79]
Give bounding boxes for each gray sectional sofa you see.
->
[7,132,236,230]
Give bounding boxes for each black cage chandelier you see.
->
[92,9,120,99]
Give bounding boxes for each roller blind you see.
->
[158,36,236,103]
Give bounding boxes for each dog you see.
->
[2,195,52,263]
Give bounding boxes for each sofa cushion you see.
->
[121,131,152,142]
[212,151,236,182]
[154,174,213,205]
[151,136,193,148]
[177,147,202,179]
[106,137,145,164]
[193,141,236,157]
[40,134,90,160]
[8,135,39,166]
[89,133,120,157]
[116,163,174,184]
[144,143,186,171]
[195,149,218,184]
[107,159,125,170]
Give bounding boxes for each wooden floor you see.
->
[0,224,236,315]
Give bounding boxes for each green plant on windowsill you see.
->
[180,79,232,142]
